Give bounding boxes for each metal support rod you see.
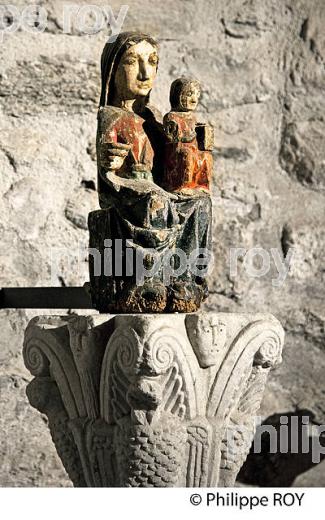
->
[0,287,93,309]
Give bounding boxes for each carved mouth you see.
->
[138,82,151,89]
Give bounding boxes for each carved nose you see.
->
[138,62,150,81]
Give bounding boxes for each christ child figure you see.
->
[163,77,213,193]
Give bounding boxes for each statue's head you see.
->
[99,32,159,107]
[169,77,201,112]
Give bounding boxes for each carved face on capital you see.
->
[114,40,159,100]
[185,314,227,368]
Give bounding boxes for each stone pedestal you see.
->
[23,312,284,487]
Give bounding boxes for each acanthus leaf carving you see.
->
[23,312,284,487]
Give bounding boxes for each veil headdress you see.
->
[99,31,158,107]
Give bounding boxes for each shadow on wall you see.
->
[237,411,325,487]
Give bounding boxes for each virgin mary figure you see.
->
[88,32,212,313]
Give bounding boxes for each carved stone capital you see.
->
[23,312,284,487]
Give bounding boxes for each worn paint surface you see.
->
[163,111,213,192]
[90,33,213,313]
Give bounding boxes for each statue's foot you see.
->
[195,277,209,300]
[118,280,167,313]
[167,278,206,313]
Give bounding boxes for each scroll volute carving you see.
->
[23,313,284,487]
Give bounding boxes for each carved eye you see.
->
[124,57,136,65]
[149,55,158,66]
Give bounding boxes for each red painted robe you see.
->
[98,106,154,179]
[163,111,212,192]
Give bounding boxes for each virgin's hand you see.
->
[99,142,131,170]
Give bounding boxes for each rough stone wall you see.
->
[0,0,324,486]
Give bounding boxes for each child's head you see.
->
[169,77,201,112]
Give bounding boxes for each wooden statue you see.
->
[163,77,213,193]
[88,32,213,313]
